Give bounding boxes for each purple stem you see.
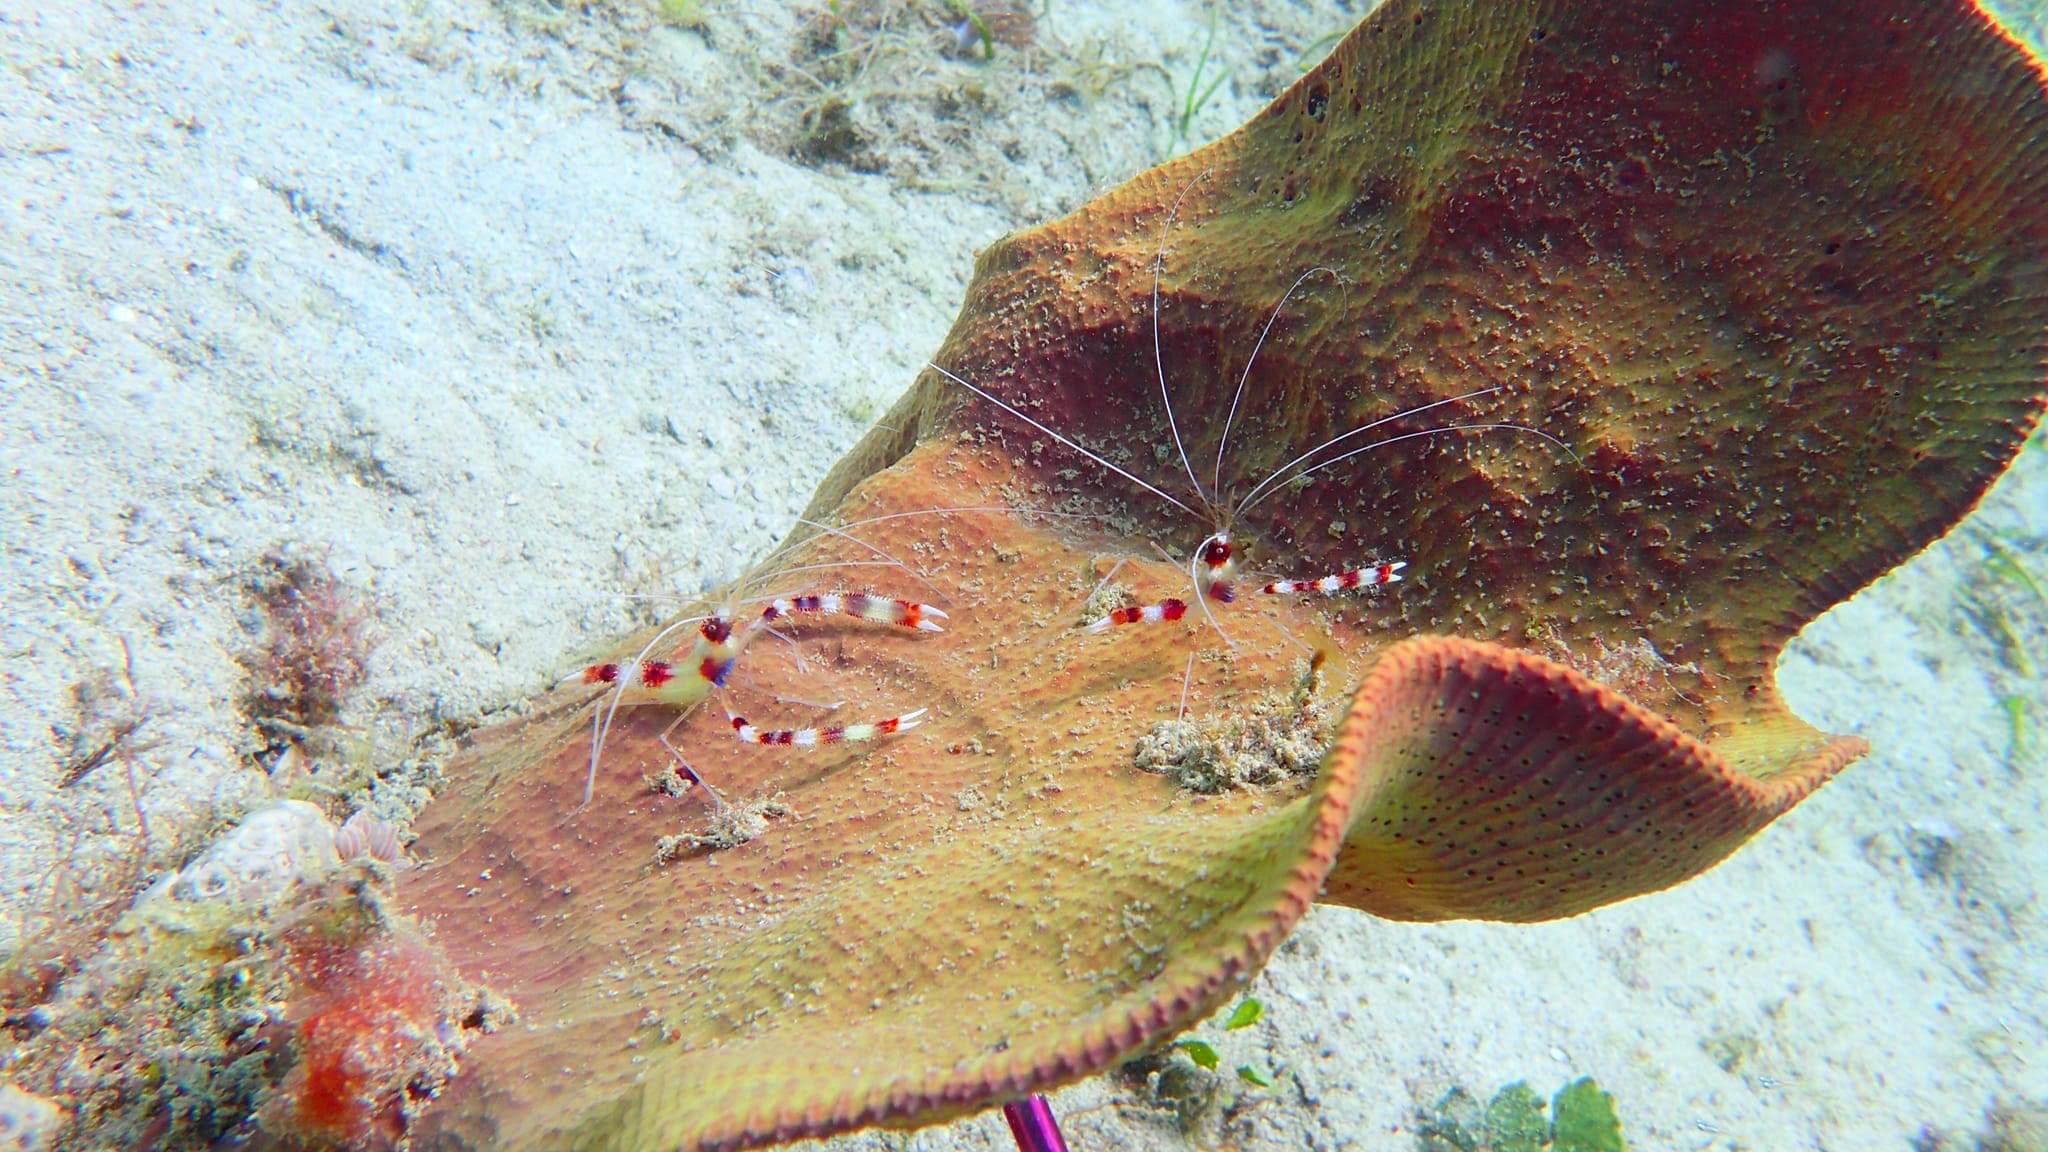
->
[1001,1094,1070,1152]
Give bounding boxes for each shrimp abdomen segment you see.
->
[577,658,717,710]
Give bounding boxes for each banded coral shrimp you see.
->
[930,176,1578,649]
[564,518,951,827]
[560,495,1114,839]
[913,177,1586,791]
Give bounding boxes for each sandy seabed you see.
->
[2,1,2043,1149]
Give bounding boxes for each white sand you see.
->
[2,1,2041,1148]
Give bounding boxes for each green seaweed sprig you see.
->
[1418,1077,1627,1152]
[1960,530,2047,770]
[943,0,995,59]
[1168,6,1230,155]
[1173,995,1271,1087]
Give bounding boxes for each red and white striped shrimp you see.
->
[929,174,1578,645]
[571,549,947,812]
[575,592,942,716]
[570,498,1132,815]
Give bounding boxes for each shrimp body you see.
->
[573,592,945,811]
[578,615,739,711]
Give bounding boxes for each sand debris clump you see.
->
[1134,658,1333,794]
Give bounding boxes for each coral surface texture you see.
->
[389,0,2048,1148]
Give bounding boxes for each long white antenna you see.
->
[1237,422,1582,517]
[1213,266,1341,498]
[1231,386,1506,516]
[927,362,1200,518]
[1153,170,1215,511]
[790,517,945,603]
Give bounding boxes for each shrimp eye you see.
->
[700,617,733,644]
[1200,536,1233,566]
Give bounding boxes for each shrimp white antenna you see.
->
[1231,385,1508,517]
[1213,266,1342,498]
[1237,422,1583,517]
[820,504,1099,534]
[745,559,909,585]
[1153,170,1216,510]
[790,517,947,603]
[747,518,939,604]
[927,362,1200,518]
